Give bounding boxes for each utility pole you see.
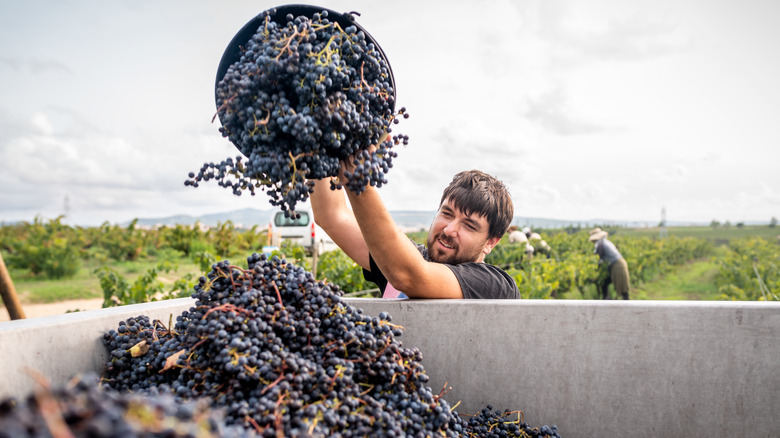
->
[660,206,668,238]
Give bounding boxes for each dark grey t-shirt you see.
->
[363,241,521,299]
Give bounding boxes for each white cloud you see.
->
[30,113,54,135]
[525,85,612,135]
[0,56,73,75]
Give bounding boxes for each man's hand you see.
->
[335,132,389,191]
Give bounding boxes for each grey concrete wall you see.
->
[0,299,196,400]
[2,298,779,438]
[356,299,780,437]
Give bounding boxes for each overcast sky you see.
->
[1,0,778,227]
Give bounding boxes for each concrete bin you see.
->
[2,298,779,437]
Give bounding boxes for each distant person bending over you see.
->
[589,228,630,300]
[311,161,520,299]
[507,226,527,244]
[507,225,535,257]
[527,231,552,257]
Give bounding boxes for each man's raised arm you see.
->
[344,185,464,299]
[309,178,370,270]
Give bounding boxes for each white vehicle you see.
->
[269,209,337,256]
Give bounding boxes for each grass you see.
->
[5,257,204,304]
[631,259,721,300]
[558,257,723,301]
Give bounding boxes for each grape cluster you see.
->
[460,405,562,437]
[0,373,253,437]
[186,8,410,215]
[100,253,561,437]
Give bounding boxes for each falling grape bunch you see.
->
[185,8,410,216]
[92,253,560,437]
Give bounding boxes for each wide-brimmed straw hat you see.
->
[589,228,608,242]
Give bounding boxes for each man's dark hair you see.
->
[439,170,514,240]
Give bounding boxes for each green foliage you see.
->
[405,230,428,245]
[206,221,241,258]
[485,242,528,270]
[316,249,375,295]
[715,238,779,300]
[196,221,266,259]
[157,224,202,255]
[188,238,217,257]
[95,219,149,261]
[2,216,81,279]
[1,217,265,282]
[1,218,776,303]
[489,230,715,299]
[502,251,602,299]
[94,267,130,307]
[279,240,309,270]
[152,247,186,263]
[619,224,778,244]
[95,261,195,308]
[83,246,110,264]
[192,250,217,274]
[507,263,554,299]
[39,238,81,279]
[611,235,714,286]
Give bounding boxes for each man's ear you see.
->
[483,236,501,254]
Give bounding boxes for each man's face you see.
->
[426,198,499,264]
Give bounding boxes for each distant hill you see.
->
[128,208,433,230]
[126,208,696,230]
[129,208,275,229]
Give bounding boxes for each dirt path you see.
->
[1,298,104,322]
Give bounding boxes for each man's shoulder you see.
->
[412,241,429,260]
[448,262,520,299]
[458,261,508,274]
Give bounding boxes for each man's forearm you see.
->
[345,186,427,292]
[310,179,345,230]
[309,178,370,268]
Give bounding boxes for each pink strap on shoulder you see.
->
[382,282,403,299]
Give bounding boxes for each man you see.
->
[311,168,520,299]
[589,228,630,300]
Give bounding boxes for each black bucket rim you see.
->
[214,4,396,114]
